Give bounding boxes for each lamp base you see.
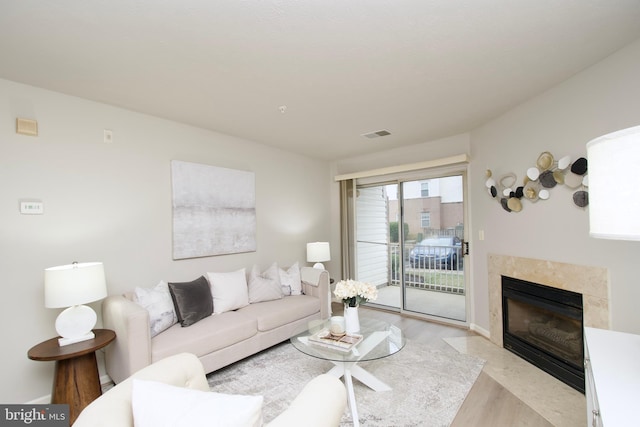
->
[313,262,325,270]
[58,331,95,346]
[55,304,97,347]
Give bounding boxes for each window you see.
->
[421,212,431,228]
[420,181,429,197]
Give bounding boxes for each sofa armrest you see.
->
[266,374,346,427]
[74,353,208,427]
[300,267,331,319]
[102,295,152,384]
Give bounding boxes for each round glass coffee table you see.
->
[290,316,405,427]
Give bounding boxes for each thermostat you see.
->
[20,201,44,215]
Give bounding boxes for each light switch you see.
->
[20,201,44,215]
[479,230,485,241]
[104,129,113,143]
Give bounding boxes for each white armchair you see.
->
[74,352,346,427]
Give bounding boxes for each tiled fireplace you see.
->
[488,255,610,379]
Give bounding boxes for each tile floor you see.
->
[445,336,585,427]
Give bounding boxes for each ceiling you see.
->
[1,1,640,161]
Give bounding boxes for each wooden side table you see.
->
[28,329,116,425]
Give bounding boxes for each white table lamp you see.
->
[587,124,640,240]
[44,262,108,346]
[307,242,330,270]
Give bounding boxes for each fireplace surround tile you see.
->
[488,254,609,347]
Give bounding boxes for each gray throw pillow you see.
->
[168,276,213,327]
[133,280,178,337]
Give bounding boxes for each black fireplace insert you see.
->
[502,276,584,393]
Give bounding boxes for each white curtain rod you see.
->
[333,153,470,181]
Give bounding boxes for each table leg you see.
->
[52,352,102,425]
[327,362,391,391]
[327,361,392,426]
[343,367,360,427]
[327,363,345,378]
[349,364,391,391]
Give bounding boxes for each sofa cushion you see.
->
[279,262,302,296]
[237,295,320,332]
[168,276,213,327]
[207,269,250,314]
[133,281,178,337]
[151,311,257,362]
[132,379,263,427]
[248,263,283,303]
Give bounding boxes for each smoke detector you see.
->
[362,129,391,139]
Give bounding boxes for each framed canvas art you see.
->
[171,160,256,259]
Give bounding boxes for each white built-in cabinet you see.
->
[584,327,640,426]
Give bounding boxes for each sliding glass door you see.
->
[399,176,465,320]
[355,173,467,323]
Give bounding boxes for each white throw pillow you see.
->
[248,263,283,303]
[132,379,263,427]
[207,269,249,314]
[279,262,302,296]
[133,281,178,337]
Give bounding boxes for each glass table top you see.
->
[290,316,405,363]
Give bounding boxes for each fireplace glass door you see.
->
[504,298,583,367]
[502,276,584,392]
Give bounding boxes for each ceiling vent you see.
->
[362,129,391,139]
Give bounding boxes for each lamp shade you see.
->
[307,242,331,263]
[44,262,107,308]
[587,124,640,240]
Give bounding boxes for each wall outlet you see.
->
[20,201,44,215]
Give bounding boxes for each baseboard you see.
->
[26,374,114,404]
[26,395,50,405]
[470,323,490,339]
[100,373,115,389]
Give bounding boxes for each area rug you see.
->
[207,340,485,426]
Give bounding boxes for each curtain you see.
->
[339,179,355,280]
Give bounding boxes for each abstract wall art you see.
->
[171,160,256,259]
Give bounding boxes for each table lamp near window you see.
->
[307,242,330,270]
[587,124,640,240]
[44,262,108,346]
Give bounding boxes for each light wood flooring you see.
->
[339,304,555,427]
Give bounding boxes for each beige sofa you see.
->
[103,267,330,384]
[74,352,347,427]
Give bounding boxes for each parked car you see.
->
[409,237,462,270]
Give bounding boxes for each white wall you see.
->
[0,79,332,403]
[331,38,640,340]
[469,37,640,336]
